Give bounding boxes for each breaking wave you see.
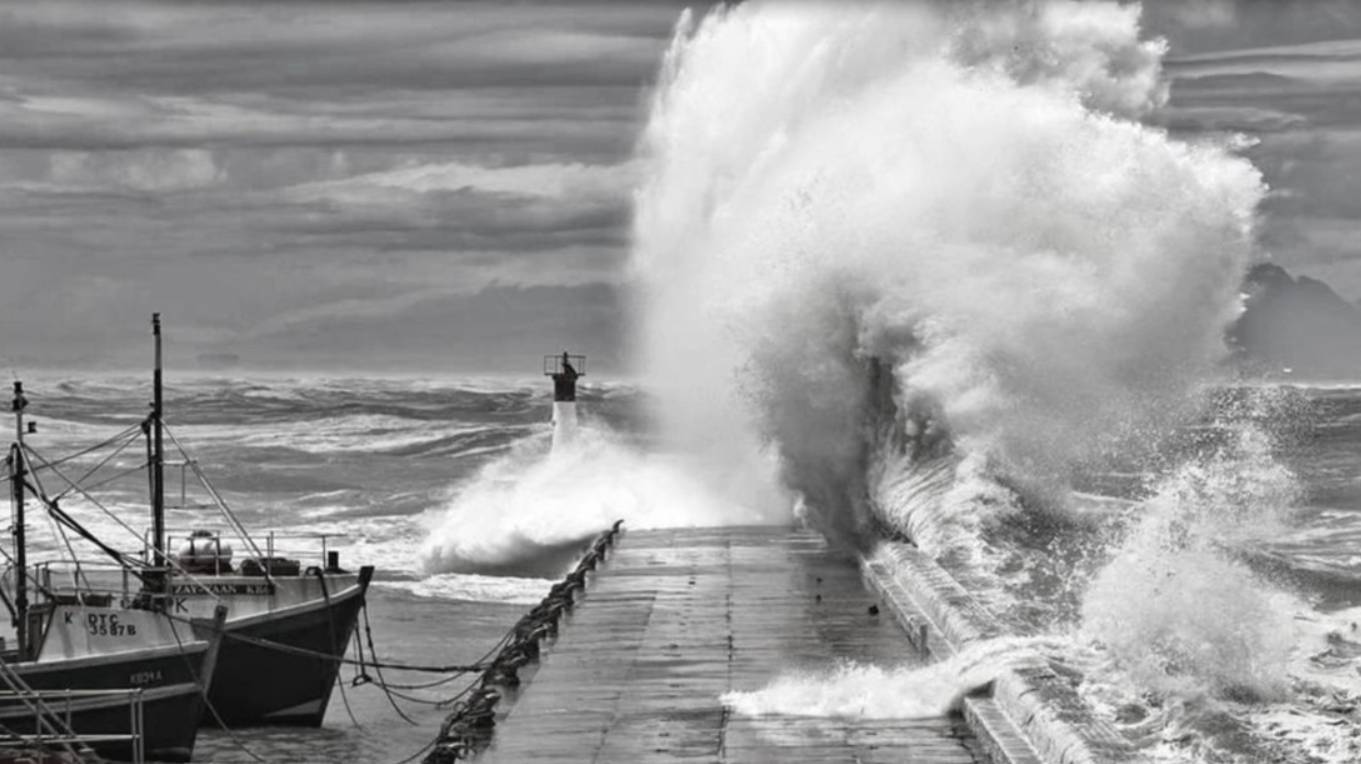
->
[628,1,1361,760]
[418,422,783,578]
[634,0,1260,548]
[722,636,1064,719]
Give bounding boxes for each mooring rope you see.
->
[161,609,489,674]
[314,568,362,729]
[362,595,422,725]
[418,519,625,764]
[165,607,268,764]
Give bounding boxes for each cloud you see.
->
[1166,0,1237,31]
[0,1,683,369]
[220,282,631,373]
[7,0,1353,370]
[46,148,223,192]
[322,160,637,199]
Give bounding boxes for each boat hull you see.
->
[1,646,212,762]
[187,566,374,727]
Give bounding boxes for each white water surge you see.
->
[628,1,1361,761]
[633,0,1260,541]
[722,636,1067,719]
[418,422,780,576]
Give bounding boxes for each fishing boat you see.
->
[32,314,374,728]
[6,381,228,762]
[164,537,373,727]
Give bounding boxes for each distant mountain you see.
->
[1230,263,1361,378]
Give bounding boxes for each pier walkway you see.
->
[481,526,981,763]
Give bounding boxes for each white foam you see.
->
[419,424,786,575]
[1082,424,1303,701]
[631,0,1261,542]
[723,637,1063,719]
[377,573,555,605]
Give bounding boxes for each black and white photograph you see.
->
[2,1,1361,762]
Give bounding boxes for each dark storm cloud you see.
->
[1144,0,1361,298]
[0,1,684,370]
[14,0,1361,372]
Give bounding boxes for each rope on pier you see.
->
[163,610,491,675]
[420,519,625,764]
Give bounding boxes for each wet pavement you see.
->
[481,526,982,763]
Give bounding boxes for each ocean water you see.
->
[626,2,1361,762]
[12,373,1361,762]
[12,374,665,763]
[14,3,1361,763]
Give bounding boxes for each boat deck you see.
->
[481,526,982,763]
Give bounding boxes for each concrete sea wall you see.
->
[861,542,1135,764]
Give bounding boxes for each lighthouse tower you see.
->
[545,351,585,451]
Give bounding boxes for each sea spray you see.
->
[1083,422,1303,701]
[418,422,765,577]
[722,636,1075,719]
[629,0,1309,759]
[632,0,1262,546]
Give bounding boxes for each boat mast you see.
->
[10,382,28,658]
[151,313,165,571]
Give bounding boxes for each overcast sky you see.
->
[0,0,683,372]
[1,0,1360,372]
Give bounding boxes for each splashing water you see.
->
[418,423,777,577]
[621,1,1361,761]
[722,636,1073,719]
[632,0,1261,543]
[1083,422,1304,702]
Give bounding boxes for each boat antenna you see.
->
[9,381,28,658]
[151,313,166,573]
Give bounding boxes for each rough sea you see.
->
[11,3,1361,763]
[15,374,644,763]
[11,373,1361,763]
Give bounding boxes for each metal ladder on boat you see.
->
[0,655,146,764]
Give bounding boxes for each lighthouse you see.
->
[545,351,585,451]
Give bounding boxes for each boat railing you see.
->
[261,530,340,570]
[32,559,138,607]
[33,557,246,608]
[0,687,145,763]
[27,527,352,605]
[163,528,347,573]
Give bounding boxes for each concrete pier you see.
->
[481,527,982,763]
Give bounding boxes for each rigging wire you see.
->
[165,611,267,764]
[45,427,144,503]
[57,460,153,503]
[19,451,95,594]
[161,422,274,583]
[21,444,231,602]
[20,476,146,574]
[22,422,143,476]
[3,385,622,764]
[23,444,148,543]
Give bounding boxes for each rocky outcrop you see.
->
[1230,263,1361,378]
